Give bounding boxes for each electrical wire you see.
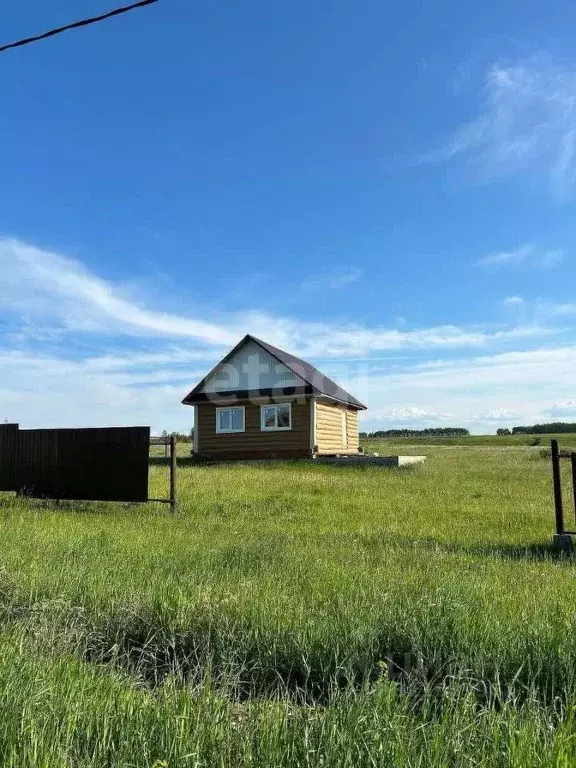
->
[0,0,159,54]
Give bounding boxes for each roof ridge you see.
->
[244,335,366,410]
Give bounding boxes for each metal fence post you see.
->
[571,452,576,527]
[552,439,564,535]
[170,435,177,510]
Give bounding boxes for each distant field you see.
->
[363,432,576,450]
[0,444,575,765]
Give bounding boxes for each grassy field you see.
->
[0,441,576,765]
[362,432,576,449]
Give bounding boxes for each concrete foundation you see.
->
[552,534,574,551]
[313,455,426,468]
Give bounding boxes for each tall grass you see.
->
[0,444,574,764]
[1,625,575,767]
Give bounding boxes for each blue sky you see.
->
[2,0,576,433]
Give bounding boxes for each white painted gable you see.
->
[201,339,306,393]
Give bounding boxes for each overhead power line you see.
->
[0,0,159,54]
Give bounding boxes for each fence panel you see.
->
[0,424,19,491]
[15,426,150,502]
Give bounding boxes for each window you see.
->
[260,403,291,431]
[216,406,245,434]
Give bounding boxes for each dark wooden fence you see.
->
[0,424,18,491]
[551,439,576,536]
[0,425,150,503]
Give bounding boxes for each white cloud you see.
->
[286,323,556,358]
[479,244,535,266]
[2,237,576,434]
[85,348,221,371]
[545,400,576,417]
[434,56,576,197]
[539,249,565,267]
[0,237,556,358]
[541,302,576,317]
[504,296,525,306]
[300,267,365,292]
[0,238,237,345]
[478,243,564,268]
[351,345,576,432]
[0,350,197,433]
[387,407,455,423]
[475,408,521,422]
[2,341,576,435]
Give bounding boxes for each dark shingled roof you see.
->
[182,334,367,410]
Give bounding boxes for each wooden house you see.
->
[182,334,367,460]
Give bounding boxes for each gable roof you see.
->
[182,334,367,410]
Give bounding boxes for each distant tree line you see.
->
[497,423,576,435]
[360,427,470,438]
[159,430,193,443]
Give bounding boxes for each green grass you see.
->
[1,443,576,765]
[363,432,576,448]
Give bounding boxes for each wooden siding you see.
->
[315,400,360,455]
[200,339,306,393]
[345,409,360,452]
[196,398,312,459]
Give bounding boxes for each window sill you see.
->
[216,429,245,434]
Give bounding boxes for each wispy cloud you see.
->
[479,244,535,267]
[300,267,365,293]
[353,345,576,431]
[545,400,576,417]
[478,243,564,267]
[2,336,576,433]
[475,408,520,422]
[539,301,576,317]
[0,238,555,358]
[503,296,525,306]
[0,238,237,345]
[433,56,576,197]
[0,349,192,433]
[538,249,566,267]
[387,407,455,424]
[2,237,575,433]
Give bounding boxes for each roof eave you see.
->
[311,391,367,410]
[183,385,315,405]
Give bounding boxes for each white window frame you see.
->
[215,406,245,434]
[260,403,292,431]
